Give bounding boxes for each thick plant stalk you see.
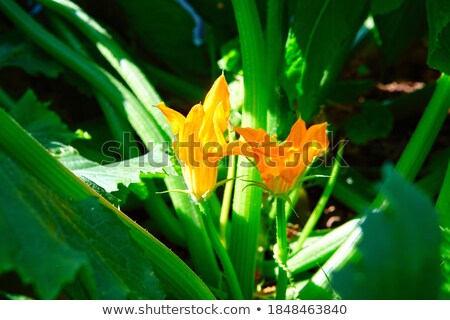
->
[266,0,284,134]
[229,0,268,299]
[275,197,288,299]
[47,14,139,159]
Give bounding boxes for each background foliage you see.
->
[0,0,449,300]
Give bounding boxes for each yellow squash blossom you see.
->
[156,75,230,202]
[234,119,329,195]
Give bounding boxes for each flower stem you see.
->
[292,141,344,255]
[275,197,288,300]
[199,202,244,300]
[220,127,236,245]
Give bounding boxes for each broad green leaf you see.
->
[371,0,404,15]
[34,0,222,286]
[0,104,209,298]
[343,101,393,144]
[0,31,62,77]
[55,145,178,193]
[8,90,88,146]
[287,0,370,121]
[374,0,426,65]
[427,0,450,73]
[332,166,441,299]
[0,149,164,299]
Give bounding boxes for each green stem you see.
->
[230,0,267,128]
[144,181,186,247]
[269,188,303,220]
[46,14,139,158]
[293,142,343,255]
[199,202,244,300]
[220,128,236,245]
[396,75,450,180]
[0,0,163,145]
[229,0,267,299]
[327,180,372,213]
[275,197,288,300]
[436,160,450,228]
[265,0,284,134]
[37,0,170,141]
[165,176,222,286]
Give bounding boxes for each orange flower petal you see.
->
[203,75,230,118]
[178,104,205,165]
[156,102,185,135]
[300,122,329,163]
[284,117,307,149]
[234,127,268,143]
[212,102,228,146]
[181,104,205,140]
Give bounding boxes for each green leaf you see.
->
[0,149,165,299]
[343,101,393,144]
[0,31,62,77]
[55,145,178,193]
[371,0,404,15]
[427,0,450,73]
[374,0,426,65]
[0,105,214,300]
[287,0,370,121]
[332,166,441,299]
[116,0,208,77]
[9,90,88,146]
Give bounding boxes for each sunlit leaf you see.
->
[0,150,165,299]
[332,166,441,299]
[287,0,370,121]
[55,145,178,193]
